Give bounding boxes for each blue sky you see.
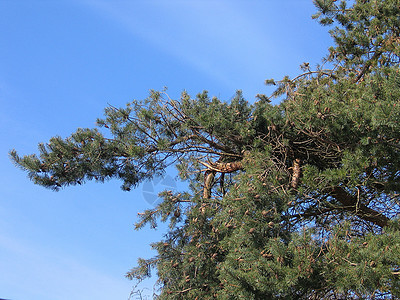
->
[0,1,332,299]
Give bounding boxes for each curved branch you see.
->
[201,160,243,199]
[199,160,243,173]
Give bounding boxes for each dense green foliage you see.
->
[10,1,400,299]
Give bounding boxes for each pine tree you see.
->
[10,0,400,298]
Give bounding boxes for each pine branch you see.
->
[331,187,390,228]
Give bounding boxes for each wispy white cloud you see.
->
[79,0,276,92]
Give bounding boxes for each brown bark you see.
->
[201,160,243,199]
[290,158,301,189]
[203,170,216,199]
[199,160,243,173]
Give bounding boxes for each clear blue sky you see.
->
[0,1,332,299]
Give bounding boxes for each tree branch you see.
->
[331,187,390,227]
[201,160,243,199]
